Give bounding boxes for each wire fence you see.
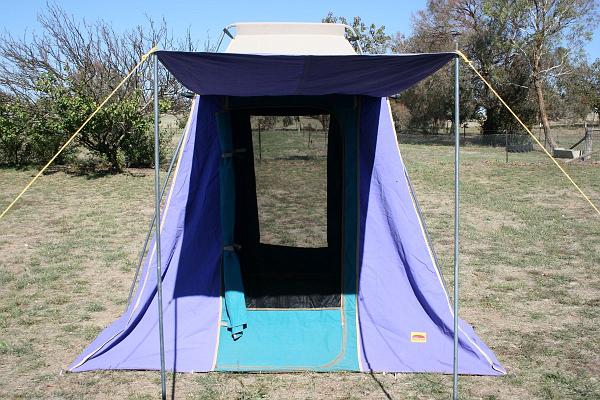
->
[252,129,329,161]
[244,123,600,163]
[397,132,531,150]
[397,126,600,161]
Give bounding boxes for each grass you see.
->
[253,130,328,247]
[0,130,599,399]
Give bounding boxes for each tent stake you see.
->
[453,46,460,400]
[153,53,168,400]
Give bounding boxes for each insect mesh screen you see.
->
[251,115,330,248]
[231,109,341,309]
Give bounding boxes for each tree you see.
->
[550,59,592,121]
[0,3,197,169]
[393,1,485,133]
[0,97,32,165]
[282,116,295,129]
[256,116,276,132]
[589,60,600,113]
[485,0,599,148]
[322,13,391,54]
[35,73,160,171]
[395,0,597,139]
[565,59,600,120]
[0,90,80,166]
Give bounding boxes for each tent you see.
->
[70,23,505,376]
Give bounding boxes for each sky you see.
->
[1,0,599,60]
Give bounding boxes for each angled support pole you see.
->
[453,46,461,400]
[216,24,235,52]
[342,24,364,54]
[153,53,168,400]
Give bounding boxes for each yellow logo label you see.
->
[411,332,427,343]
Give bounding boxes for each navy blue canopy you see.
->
[155,51,455,97]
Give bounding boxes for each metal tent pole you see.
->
[153,53,167,400]
[452,47,461,400]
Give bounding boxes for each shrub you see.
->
[34,74,164,172]
[0,100,31,165]
[0,95,75,166]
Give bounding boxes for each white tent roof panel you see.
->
[225,22,356,55]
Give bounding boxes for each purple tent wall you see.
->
[69,96,222,372]
[357,97,505,375]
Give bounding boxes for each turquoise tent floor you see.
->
[215,308,359,371]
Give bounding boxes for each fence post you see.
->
[258,123,262,162]
[584,124,592,161]
[505,132,508,163]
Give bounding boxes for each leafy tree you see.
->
[282,116,295,128]
[454,0,539,134]
[0,91,77,165]
[35,73,170,171]
[0,3,195,169]
[322,13,391,54]
[256,116,276,132]
[0,97,32,165]
[484,0,599,148]
[564,59,600,120]
[589,60,600,113]
[395,0,597,139]
[393,1,479,133]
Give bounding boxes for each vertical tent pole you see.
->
[153,53,168,400]
[452,47,461,400]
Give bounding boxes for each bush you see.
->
[0,78,171,171]
[122,124,174,169]
[32,74,164,172]
[0,96,76,166]
[0,81,174,170]
[0,100,31,165]
[0,3,196,172]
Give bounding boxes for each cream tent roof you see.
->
[224,22,357,55]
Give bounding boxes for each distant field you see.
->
[0,130,599,399]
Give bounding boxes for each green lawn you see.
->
[0,136,599,399]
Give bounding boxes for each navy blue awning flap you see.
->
[156,51,455,97]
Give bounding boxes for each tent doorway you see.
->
[215,98,359,370]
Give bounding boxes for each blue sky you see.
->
[1,0,599,60]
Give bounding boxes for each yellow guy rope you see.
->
[456,50,600,217]
[0,46,158,222]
